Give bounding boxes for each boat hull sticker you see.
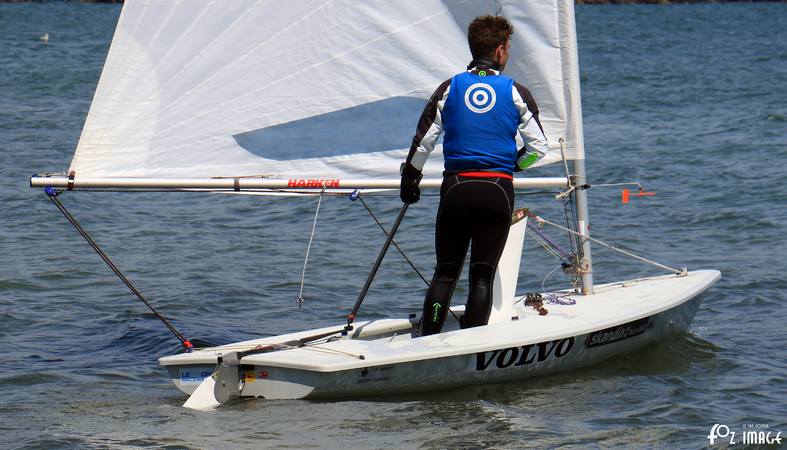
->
[179,368,213,385]
[585,317,651,348]
[473,337,575,372]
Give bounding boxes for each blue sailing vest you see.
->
[442,71,520,173]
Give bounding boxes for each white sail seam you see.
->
[159,7,451,134]
[157,0,335,133]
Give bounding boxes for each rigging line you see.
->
[45,190,192,351]
[563,191,583,290]
[559,191,581,289]
[562,190,581,289]
[346,202,410,329]
[541,265,563,293]
[564,190,578,253]
[218,341,364,360]
[591,182,644,189]
[295,343,364,359]
[529,214,686,276]
[542,292,577,306]
[297,188,325,307]
[528,232,563,261]
[558,138,572,184]
[356,197,460,324]
[525,222,562,260]
[527,221,572,260]
[358,196,428,286]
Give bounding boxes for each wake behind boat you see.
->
[30,0,720,411]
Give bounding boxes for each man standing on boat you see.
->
[400,15,549,336]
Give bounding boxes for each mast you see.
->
[573,159,594,294]
[555,0,593,295]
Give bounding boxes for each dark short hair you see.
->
[467,15,514,60]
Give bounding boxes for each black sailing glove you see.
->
[399,162,422,204]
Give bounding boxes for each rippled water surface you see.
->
[1,3,785,449]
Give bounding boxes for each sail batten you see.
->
[60,0,584,185]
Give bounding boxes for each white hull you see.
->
[160,270,719,401]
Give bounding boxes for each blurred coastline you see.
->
[2,0,786,4]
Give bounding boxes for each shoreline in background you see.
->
[1,0,786,3]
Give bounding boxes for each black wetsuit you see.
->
[421,173,515,334]
[403,60,549,335]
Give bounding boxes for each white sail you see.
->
[65,0,584,183]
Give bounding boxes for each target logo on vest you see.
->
[464,83,496,113]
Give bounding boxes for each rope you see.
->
[527,221,573,260]
[558,181,582,291]
[591,182,644,190]
[45,190,193,351]
[541,265,563,292]
[210,339,364,360]
[357,196,428,286]
[529,213,686,276]
[528,210,581,292]
[529,232,563,261]
[355,195,462,324]
[295,343,365,359]
[514,291,576,307]
[543,293,576,305]
[297,189,324,307]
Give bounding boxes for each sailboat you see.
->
[31,0,719,410]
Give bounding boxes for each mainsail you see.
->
[34,0,583,189]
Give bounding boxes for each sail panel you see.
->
[69,0,584,181]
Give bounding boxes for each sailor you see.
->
[400,15,549,336]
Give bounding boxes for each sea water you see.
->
[1,3,785,449]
